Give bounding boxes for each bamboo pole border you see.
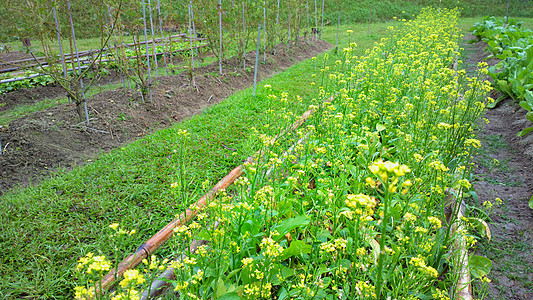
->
[96,94,335,295]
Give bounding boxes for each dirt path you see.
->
[466,37,533,299]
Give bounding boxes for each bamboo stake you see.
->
[288,3,291,42]
[242,2,246,68]
[274,0,280,55]
[320,0,324,39]
[452,197,473,300]
[142,1,152,102]
[218,0,223,75]
[148,0,159,77]
[335,7,340,54]
[263,0,266,61]
[314,0,318,41]
[156,0,169,75]
[188,2,196,88]
[67,0,90,125]
[306,1,309,41]
[51,0,68,84]
[253,25,261,98]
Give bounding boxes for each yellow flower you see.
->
[119,269,145,288]
[109,223,119,231]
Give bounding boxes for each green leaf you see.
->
[519,100,532,112]
[280,239,313,260]
[517,126,533,137]
[216,277,227,298]
[466,217,491,242]
[273,215,310,241]
[376,123,386,132]
[217,292,241,300]
[529,195,533,210]
[469,255,492,278]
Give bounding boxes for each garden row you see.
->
[75,8,493,299]
[471,16,533,136]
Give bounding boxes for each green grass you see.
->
[0,22,392,298]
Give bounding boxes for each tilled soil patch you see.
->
[0,40,331,197]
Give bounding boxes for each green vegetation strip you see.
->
[0,21,392,298]
[75,8,491,299]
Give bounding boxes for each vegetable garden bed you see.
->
[74,8,493,299]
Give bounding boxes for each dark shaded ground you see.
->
[465,36,533,299]
[0,40,331,197]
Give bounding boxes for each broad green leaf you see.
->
[529,195,533,210]
[216,277,227,298]
[526,112,533,123]
[517,126,533,137]
[273,215,310,241]
[376,123,386,132]
[218,292,241,300]
[280,239,312,260]
[519,100,532,112]
[469,255,492,278]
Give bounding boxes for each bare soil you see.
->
[466,36,533,299]
[0,40,331,197]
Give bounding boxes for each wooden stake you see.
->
[335,8,340,54]
[218,0,223,75]
[142,1,152,102]
[242,2,246,68]
[320,0,324,39]
[253,25,261,98]
[188,2,196,88]
[148,0,158,77]
[156,0,169,75]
